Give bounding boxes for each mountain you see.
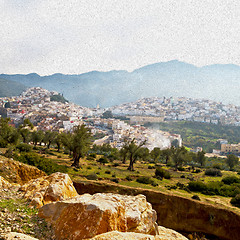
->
[1,60,240,107]
[0,78,27,97]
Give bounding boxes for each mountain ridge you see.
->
[1,60,240,107]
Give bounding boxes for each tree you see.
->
[196,151,206,167]
[226,154,239,171]
[43,131,57,149]
[150,147,161,162]
[102,110,113,119]
[0,118,19,147]
[31,130,44,146]
[119,147,128,164]
[71,124,92,168]
[54,133,64,152]
[122,139,146,171]
[18,119,34,144]
[171,146,188,170]
[162,148,172,164]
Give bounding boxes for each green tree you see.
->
[226,154,239,171]
[43,131,57,149]
[150,147,161,162]
[18,119,34,144]
[31,130,44,146]
[162,148,172,164]
[0,118,19,147]
[196,151,206,167]
[71,125,92,168]
[102,110,113,119]
[54,132,64,152]
[171,146,188,170]
[122,139,146,171]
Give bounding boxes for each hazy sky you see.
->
[1,0,240,75]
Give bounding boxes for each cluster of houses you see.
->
[110,96,240,126]
[0,87,181,150]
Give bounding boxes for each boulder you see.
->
[39,193,158,240]
[19,172,78,208]
[0,232,38,240]
[0,176,12,189]
[0,156,46,184]
[89,230,187,240]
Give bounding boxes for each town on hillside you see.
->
[0,87,181,150]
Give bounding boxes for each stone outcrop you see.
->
[0,176,12,189]
[0,232,38,240]
[39,193,158,240]
[0,156,45,185]
[20,172,78,208]
[89,228,187,240]
[73,180,240,240]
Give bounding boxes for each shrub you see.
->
[105,170,111,174]
[126,175,133,181]
[222,176,240,185]
[4,146,16,158]
[89,153,96,158]
[111,178,119,183]
[205,168,222,177]
[230,194,240,208]
[16,143,32,152]
[98,157,108,165]
[16,152,67,175]
[136,176,154,185]
[112,173,116,177]
[155,167,171,179]
[148,165,155,169]
[188,181,207,192]
[113,163,120,167]
[194,169,201,173]
[192,195,201,201]
[87,166,92,169]
[177,167,185,171]
[151,182,158,187]
[86,173,98,180]
[180,175,185,178]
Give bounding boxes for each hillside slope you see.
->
[0,78,27,97]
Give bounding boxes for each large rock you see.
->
[73,180,240,240]
[89,229,187,240]
[0,156,46,185]
[20,172,78,208]
[0,232,38,240]
[39,193,158,240]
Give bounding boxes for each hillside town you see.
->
[109,97,240,126]
[0,87,180,150]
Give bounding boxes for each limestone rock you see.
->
[0,176,12,189]
[157,226,188,240]
[20,172,78,208]
[88,230,188,240]
[39,193,157,240]
[0,156,46,185]
[0,232,38,240]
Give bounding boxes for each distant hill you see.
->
[1,60,240,107]
[0,78,27,97]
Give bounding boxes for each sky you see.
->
[1,0,240,75]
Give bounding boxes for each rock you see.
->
[157,226,188,239]
[89,230,188,240]
[39,193,157,240]
[0,176,12,189]
[0,156,46,184]
[20,172,78,208]
[0,232,38,240]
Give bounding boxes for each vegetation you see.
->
[50,94,68,103]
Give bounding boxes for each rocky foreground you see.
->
[0,159,189,240]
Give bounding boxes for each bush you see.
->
[105,170,111,174]
[222,176,240,185]
[188,181,207,192]
[86,173,98,180]
[98,157,108,165]
[192,195,201,201]
[151,182,158,187]
[16,152,67,175]
[126,175,133,181]
[113,163,120,167]
[230,194,240,208]
[111,178,119,183]
[136,176,154,185]
[180,175,185,178]
[194,169,201,173]
[16,143,32,152]
[155,167,171,179]
[205,168,222,177]
[89,153,96,158]
[148,165,155,169]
